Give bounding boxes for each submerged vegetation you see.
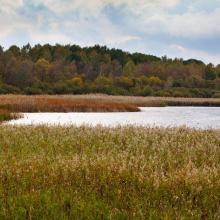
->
[0,125,219,219]
[0,44,220,97]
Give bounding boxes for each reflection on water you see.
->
[7,107,220,129]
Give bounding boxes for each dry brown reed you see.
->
[67,94,220,107]
[0,95,140,112]
[0,94,220,115]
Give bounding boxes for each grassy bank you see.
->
[0,125,220,219]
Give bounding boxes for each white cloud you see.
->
[31,0,105,15]
[112,0,220,38]
[2,0,219,39]
[150,8,220,38]
[0,0,26,41]
[170,44,186,52]
[0,0,23,13]
[104,35,140,45]
[0,0,220,64]
[169,44,220,65]
[110,0,180,10]
[29,32,73,45]
[31,0,180,14]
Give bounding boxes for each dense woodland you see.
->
[0,44,220,98]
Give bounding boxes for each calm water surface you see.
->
[7,107,220,129]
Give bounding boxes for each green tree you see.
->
[35,58,50,82]
[147,76,163,87]
[114,76,134,90]
[70,76,84,87]
[8,45,20,57]
[204,63,216,80]
[123,60,136,76]
[94,76,113,87]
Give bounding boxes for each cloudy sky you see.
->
[0,0,220,64]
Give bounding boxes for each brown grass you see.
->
[0,95,140,112]
[0,94,219,115]
[67,94,220,107]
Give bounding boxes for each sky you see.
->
[0,0,220,64]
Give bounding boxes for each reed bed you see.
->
[0,125,219,219]
[67,94,220,107]
[1,95,220,113]
[0,95,139,113]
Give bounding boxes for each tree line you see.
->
[0,44,220,98]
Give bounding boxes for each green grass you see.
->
[0,125,220,219]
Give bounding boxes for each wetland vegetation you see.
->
[0,125,219,219]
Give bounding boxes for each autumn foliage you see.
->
[0,44,220,98]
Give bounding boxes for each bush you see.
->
[92,85,130,96]
[0,84,21,94]
[52,82,71,94]
[154,90,172,97]
[213,92,220,98]
[141,86,153,96]
[24,87,43,95]
[114,77,134,89]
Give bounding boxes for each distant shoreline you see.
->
[0,94,220,112]
[1,94,220,122]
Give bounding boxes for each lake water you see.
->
[7,107,220,129]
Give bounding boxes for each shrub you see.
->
[114,77,134,89]
[0,84,21,94]
[213,92,220,98]
[24,87,43,95]
[141,86,153,96]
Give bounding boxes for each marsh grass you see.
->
[71,94,220,107]
[1,95,220,114]
[0,125,219,219]
[0,95,139,113]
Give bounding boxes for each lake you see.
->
[6,107,220,129]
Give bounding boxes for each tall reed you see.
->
[1,95,220,112]
[0,95,140,112]
[0,125,219,219]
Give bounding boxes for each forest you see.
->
[0,44,220,98]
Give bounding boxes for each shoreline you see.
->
[1,94,220,108]
[0,94,220,123]
[0,94,219,123]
